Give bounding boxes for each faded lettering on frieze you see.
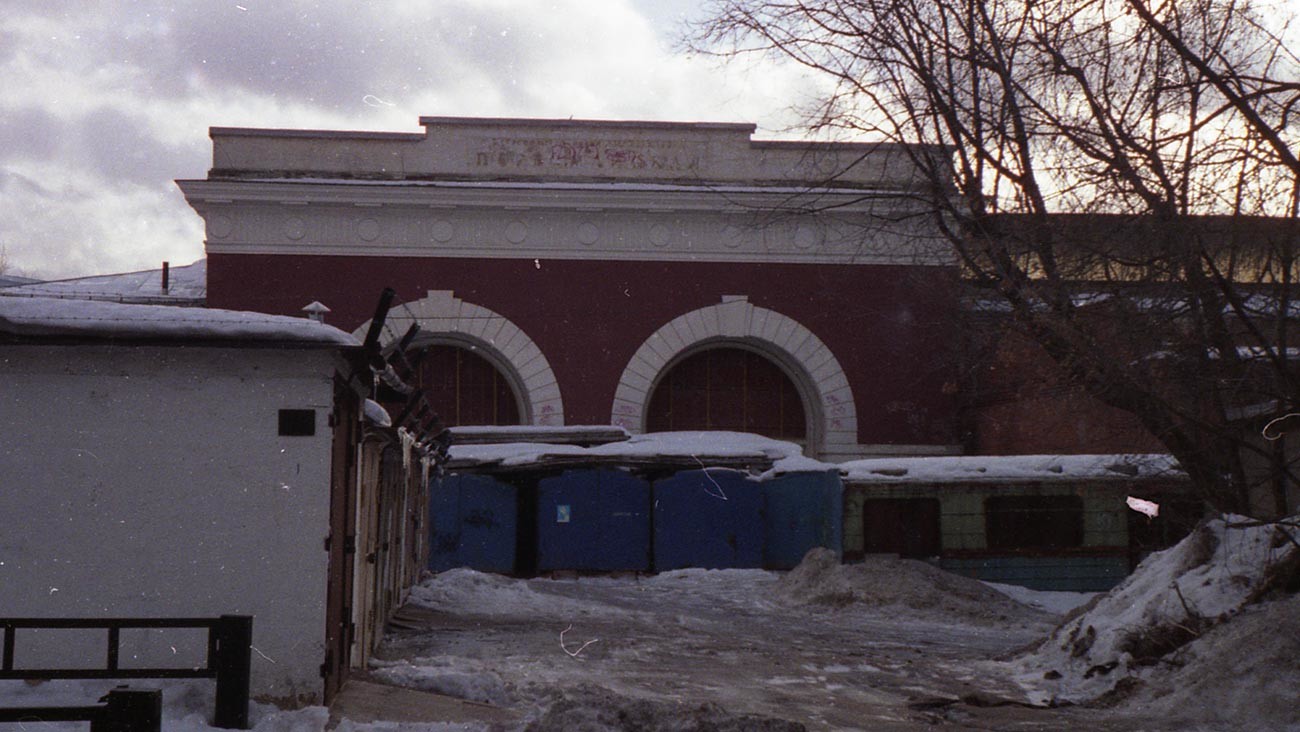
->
[474,137,701,173]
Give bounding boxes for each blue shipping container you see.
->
[537,469,652,572]
[428,473,517,574]
[762,470,844,569]
[653,469,763,570]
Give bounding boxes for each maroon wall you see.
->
[208,253,960,446]
[972,329,1165,455]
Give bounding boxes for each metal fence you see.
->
[0,615,252,729]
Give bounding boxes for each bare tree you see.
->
[693,0,1300,517]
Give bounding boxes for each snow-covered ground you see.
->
[370,559,1129,731]
[5,517,1295,730]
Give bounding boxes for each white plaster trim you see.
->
[180,180,956,267]
[352,291,564,426]
[611,298,858,459]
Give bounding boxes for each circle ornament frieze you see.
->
[431,219,454,243]
[284,216,306,241]
[794,224,822,250]
[358,218,381,242]
[209,214,233,239]
[506,220,528,244]
[721,225,744,249]
[650,224,671,248]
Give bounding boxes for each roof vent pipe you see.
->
[161,261,170,292]
[302,301,331,324]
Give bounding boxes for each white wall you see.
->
[0,344,337,703]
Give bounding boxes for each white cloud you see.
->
[0,0,825,279]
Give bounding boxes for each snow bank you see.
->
[1123,593,1300,730]
[777,548,1047,624]
[1014,515,1299,711]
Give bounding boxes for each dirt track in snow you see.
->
[371,565,1178,731]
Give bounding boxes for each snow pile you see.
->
[370,658,512,706]
[777,548,1047,624]
[1122,593,1300,730]
[522,684,806,732]
[1014,515,1300,713]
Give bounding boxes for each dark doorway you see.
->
[412,344,521,426]
[646,347,806,441]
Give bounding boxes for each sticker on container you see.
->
[556,505,571,523]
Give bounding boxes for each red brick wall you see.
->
[973,330,1165,454]
[208,253,961,446]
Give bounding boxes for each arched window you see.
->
[646,347,806,441]
[410,344,521,426]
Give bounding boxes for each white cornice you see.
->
[178,179,957,267]
[177,179,919,214]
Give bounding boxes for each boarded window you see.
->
[862,498,941,557]
[646,348,806,441]
[985,495,1084,550]
[411,345,521,426]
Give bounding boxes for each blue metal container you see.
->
[762,470,844,569]
[536,469,652,572]
[428,473,517,573]
[652,469,763,570]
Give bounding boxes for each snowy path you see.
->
[372,567,1164,730]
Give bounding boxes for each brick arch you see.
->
[610,296,857,458]
[352,290,564,425]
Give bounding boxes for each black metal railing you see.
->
[0,616,252,729]
[0,688,161,732]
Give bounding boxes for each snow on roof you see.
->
[0,295,359,346]
[0,260,206,305]
[841,453,1182,484]
[448,431,836,475]
[0,274,42,288]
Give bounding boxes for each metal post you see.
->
[1,624,13,670]
[91,689,161,732]
[211,615,253,730]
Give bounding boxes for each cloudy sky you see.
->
[1,1,826,280]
